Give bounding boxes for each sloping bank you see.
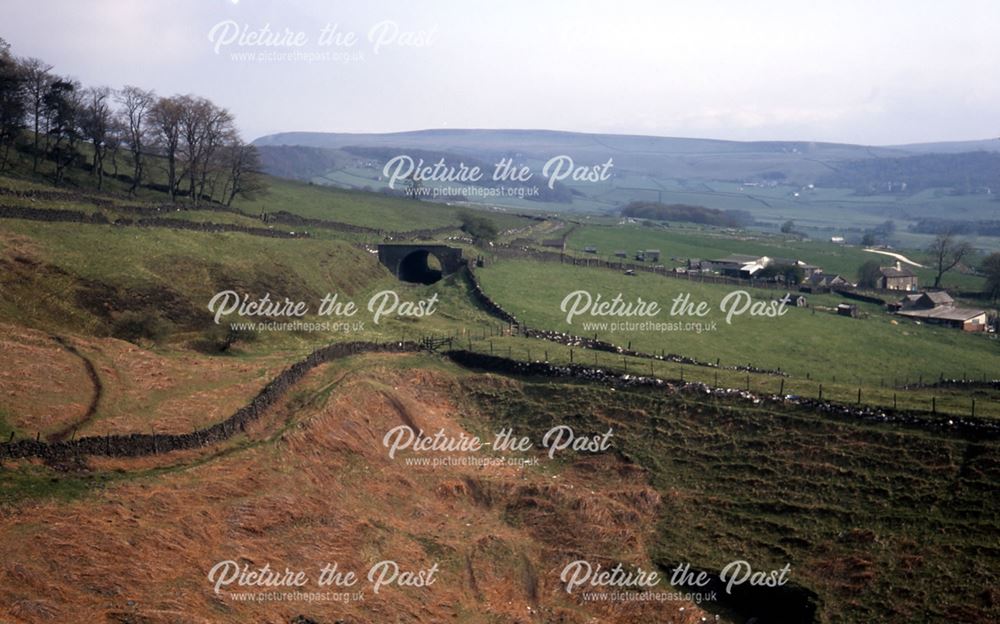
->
[443,349,1000,440]
[0,341,420,461]
[3,342,996,463]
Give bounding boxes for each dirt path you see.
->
[47,335,102,442]
[863,248,925,268]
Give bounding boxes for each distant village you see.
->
[561,241,993,332]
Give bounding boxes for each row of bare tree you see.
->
[0,37,265,205]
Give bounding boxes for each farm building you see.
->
[710,254,770,278]
[614,250,627,258]
[802,272,852,292]
[709,254,823,280]
[878,263,918,291]
[584,246,598,254]
[645,249,661,262]
[837,303,859,318]
[541,239,566,251]
[782,293,808,307]
[892,291,987,331]
[770,257,822,278]
[810,272,851,288]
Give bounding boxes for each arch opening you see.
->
[398,250,444,284]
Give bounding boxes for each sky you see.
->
[4,0,999,145]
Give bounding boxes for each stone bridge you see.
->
[377,244,465,284]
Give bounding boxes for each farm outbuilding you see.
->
[892,291,988,331]
[782,293,808,307]
[837,303,859,318]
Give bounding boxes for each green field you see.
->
[562,222,987,292]
[475,259,1000,388]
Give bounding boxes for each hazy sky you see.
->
[4,0,999,145]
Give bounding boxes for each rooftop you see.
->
[897,306,986,322]
[880,265,916,278]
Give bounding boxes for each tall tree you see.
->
[856,260,882,289]
[18,56,52,172]
[80,86,113,189]
[196,102,233,204]
[42,78,81,185]
[149,95,184,201]
[982,252,1000,303]
[178,95,210,204]
[0,38,26,171]
[116,85,154,195]
[927,232,973,288]
[105,114,125,178]
[221,139,265,206]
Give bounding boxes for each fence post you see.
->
[932,397,936,413]
[818,384,823,401]
[893,393,897,409]
[779,379,784,395]
[857,388,862,404]
[972,399,976,418]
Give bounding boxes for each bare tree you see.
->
[105,114,125,179]
[18,56,52,172]
[42,78,81,186]
[149,95,185,201]
[196,103,234,203]
[80,86,113,189]
[116,85,154,195]
[927,232,973,288]
[221,139,266,206]
[178,95,210,204]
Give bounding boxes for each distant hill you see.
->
[256,128,1000,186]
[255,129,909,182]
[253,129,1000,235]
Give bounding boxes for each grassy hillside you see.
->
[470,377,999,622]
[254,130,1000,253]
[1,137,998,624]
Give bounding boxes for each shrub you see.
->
[110,310,170,343]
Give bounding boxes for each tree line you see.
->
[0,37,264,205]
[621,201,754,227]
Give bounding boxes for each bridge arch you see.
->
[377,244,465,284]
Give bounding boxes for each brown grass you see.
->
[0,361,708,623]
